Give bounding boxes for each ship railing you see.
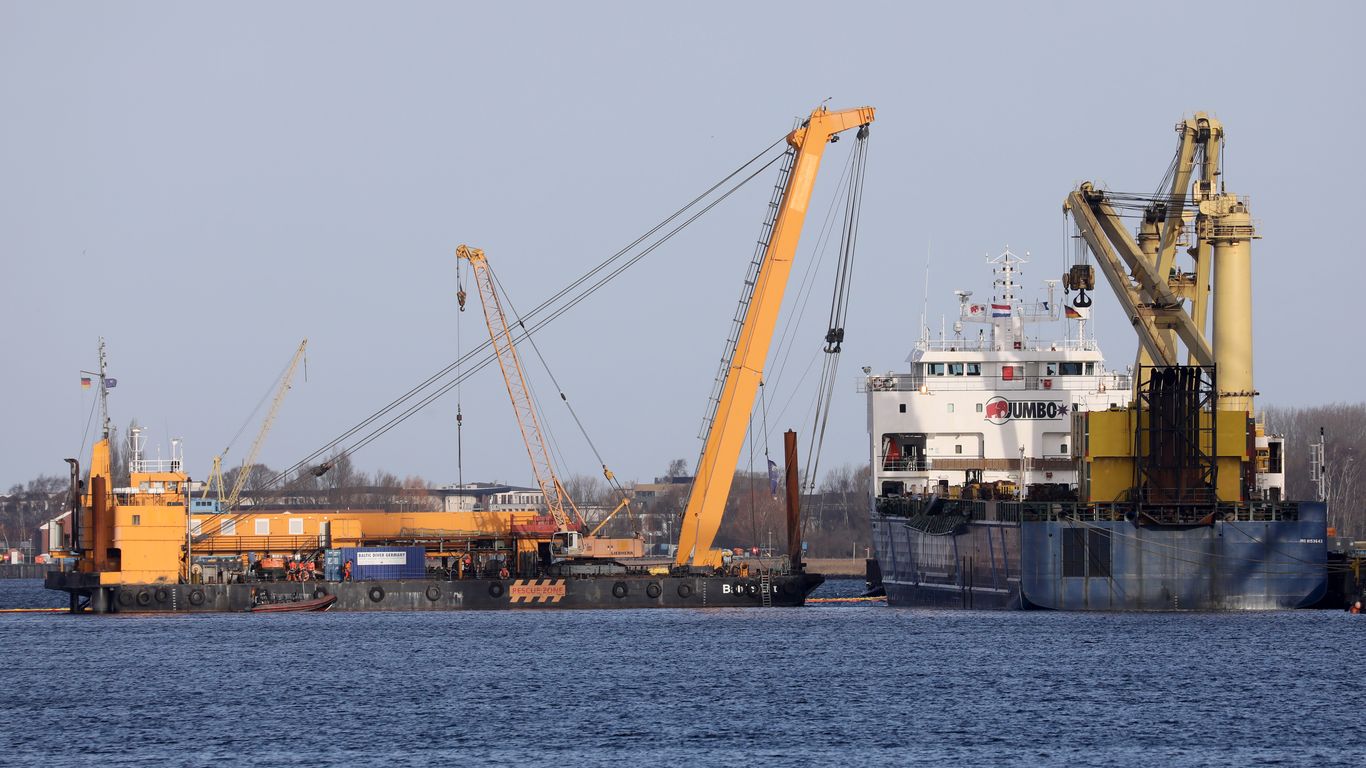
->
[916,338,1101,352]
[130,458,183,474]
[996,501,1301,523]
[190,535,323,554]
[860,373,1132,393]
[877,456,929,472]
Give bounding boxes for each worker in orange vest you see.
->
[1352,600,1362,614]
[342,560,353,582]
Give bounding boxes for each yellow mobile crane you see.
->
[456,244,643,559]
[675,105,875,569]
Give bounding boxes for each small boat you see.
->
[248,593,337,613]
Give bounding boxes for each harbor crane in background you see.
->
[203,339,309,512]
[674,105,875,569]
[456,245,642,559]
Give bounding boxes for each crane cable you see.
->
[193,136,790,531]
[802,125,870,522]
[487,264,638,527]
[456,258,465,490]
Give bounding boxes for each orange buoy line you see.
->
[0,607,72,613]
[807,596,886,604]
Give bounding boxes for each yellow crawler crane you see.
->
[675,105,875,568]
[456,244,642,559]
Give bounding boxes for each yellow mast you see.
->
[675,105,874,568]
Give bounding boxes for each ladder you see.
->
[760,571,773,607]
[695,147,797,454]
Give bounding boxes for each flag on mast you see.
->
[1065,305,1090,320]
[80,377,91,390]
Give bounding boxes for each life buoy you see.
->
[188,589,206,606]
[154,588,170,604]
[312,587,329,599]
[489,582,505,598]
[425,585,442,602]
[612,582,628,599]
[135,590,152,607]
[368,585,385,603]
[117,589,135,607]
[677,583,693,598]
[646,582,662,599]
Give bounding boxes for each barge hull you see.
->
[45,572,824,613]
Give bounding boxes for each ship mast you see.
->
[80,338,112,441]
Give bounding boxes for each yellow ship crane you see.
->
[674,105,875,568]
[204,339,308,512]
[456,245,584,534]
[1063,112,1256,412]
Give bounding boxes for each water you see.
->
[2,578,1362,766]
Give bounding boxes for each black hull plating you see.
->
[45,572,824,613]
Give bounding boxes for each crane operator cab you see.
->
[550,530,582,558]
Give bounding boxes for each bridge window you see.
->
[966,363,981,376]
[948,363,964,375]
[255,519,270,536]
[928,363,945,376]
[288,518,304,535]
[1060,362,1083,375]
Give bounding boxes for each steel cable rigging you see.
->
[195,136,789,532]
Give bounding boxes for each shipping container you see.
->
[337,546,425,581]
[323,549,342,582]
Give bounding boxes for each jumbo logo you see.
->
[984,396,1068,425]
[509,579,567,603]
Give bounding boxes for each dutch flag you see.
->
[991,303,1011,318]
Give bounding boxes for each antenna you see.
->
[920,242,931,342]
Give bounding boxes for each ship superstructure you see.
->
[866,249,1131,500]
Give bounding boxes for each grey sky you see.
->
[3,2,1363,492]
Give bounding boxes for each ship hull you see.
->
[45,571,824,613]
[871,504,1327,611]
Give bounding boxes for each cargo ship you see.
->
[44,105,876,613]
[864,114,1327,610]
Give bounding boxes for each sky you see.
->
[2,2,1364,492]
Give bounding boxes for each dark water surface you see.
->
[2,579,1362,766]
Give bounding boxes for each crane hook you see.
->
[1073,289,1092,308]
[457,287,467,311]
